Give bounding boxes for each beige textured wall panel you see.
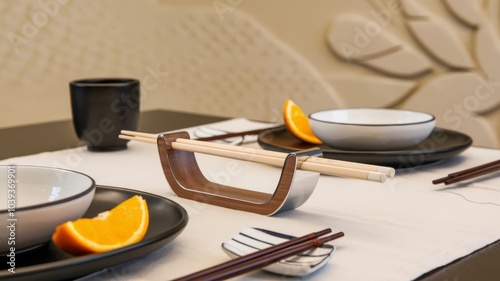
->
[0,0,342,129]
[1,0,499,148]
[159,7,343,123]
[328,75,416,107]
[0,0,169,128]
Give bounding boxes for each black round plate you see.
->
[0,185,188,281]
[258,126,473,169]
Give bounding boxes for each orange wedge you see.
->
[52,195,149,256]
[282,99,322,144]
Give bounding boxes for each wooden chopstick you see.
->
[120,133,385,182]
[119,131,391,183]
[432,159,500,185]
[195,125,283,141]
[172,230,344,281]
[172,228,331,281]
[120,130,395,177]
[176,138,394,177]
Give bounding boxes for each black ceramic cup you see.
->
[70,78,140,151]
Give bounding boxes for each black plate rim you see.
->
[0,185,188,281]
[258,126,473,168]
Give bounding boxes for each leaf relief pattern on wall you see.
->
[326,0,500,148]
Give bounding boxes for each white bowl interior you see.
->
[0,166,94,210]
[310,108,434,126]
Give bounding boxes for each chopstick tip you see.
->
[378,167,396,177]
[369,172,386,183]
[432,177,448,185]
[314,228,332,237]
[321,231,345,244]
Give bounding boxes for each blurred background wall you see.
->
[1,0,499,147]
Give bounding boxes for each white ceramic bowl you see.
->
[309,108,436,150]
[0,165,95,254]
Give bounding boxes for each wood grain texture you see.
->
[156,132,305,216]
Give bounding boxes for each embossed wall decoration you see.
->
[326,0,500,147]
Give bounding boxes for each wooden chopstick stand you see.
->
[172,229,344,281]
[120,130,395,183]
[156,131,316,215]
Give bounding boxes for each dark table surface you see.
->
[0,109,226,160]
[1,109,499,280]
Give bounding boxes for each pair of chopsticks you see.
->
[194,125,283,141]
[433,159,500,185]
[172,228,344,281]
[119,130,396,183]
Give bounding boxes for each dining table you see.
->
[1,109,500,281]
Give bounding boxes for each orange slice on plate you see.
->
[52,195,149,256]
[282,99,322,144]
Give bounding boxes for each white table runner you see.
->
[2,118,500,280]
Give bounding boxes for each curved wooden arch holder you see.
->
[157,131,321,216]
